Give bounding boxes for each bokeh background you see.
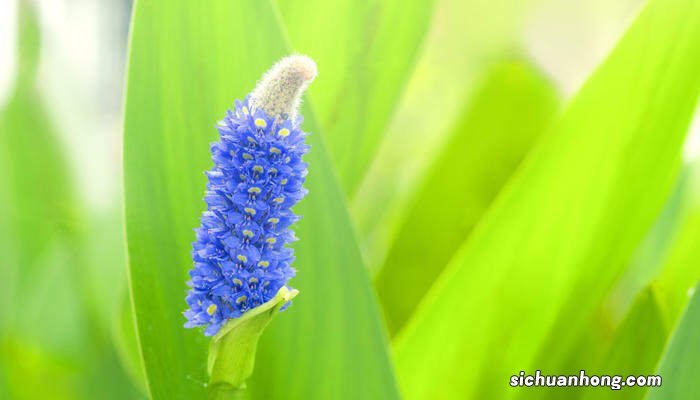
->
[1,0,699,399]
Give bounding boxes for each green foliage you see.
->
[0,3,143,400]
[351,0,542,273]
[393,1,700,399]
[277,0,435,193]
[248,114,399,400]
[376,60,559,335]
[6,0,700,398]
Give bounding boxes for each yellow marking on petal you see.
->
[258,261,269,268]
[273,197,284,204]
[270,147,281,154]
[236,295,247,304]
[278,128,290,137]
[242,106,249,115]
[207,304,217,315]
[269,167,278,174]
[242,153,253,160]
[237,254,248,263]
[244,207,256,215]
[280,178,288,185]
[233,278,243,286]
[248,187,261,194]
[268,217,280,224]
[255,118,267,128]
[249,277,259,283]
[247,136,258,145]
[284,157,291,163]
[252,165,264,173]
[242,230,254,238]
[239,174,247,180]
[266,237,277,244]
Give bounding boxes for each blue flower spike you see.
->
[184,55,316,398]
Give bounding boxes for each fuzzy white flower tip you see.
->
[288,54,317,82]
[250,55,317,120]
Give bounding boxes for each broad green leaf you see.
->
[647,280,700,400]
[124,3,289,397]
[352,0,543,272]
[276,0,434,193]
[124,1,398,399]
[393,1,700,399]
[531,164,700,400]
[375,60,559,335]
[520,169,691,400]
[248,115,399,400]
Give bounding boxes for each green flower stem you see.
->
[207,287,299,400]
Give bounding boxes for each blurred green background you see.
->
[1,0,699,399]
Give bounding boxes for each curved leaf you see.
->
[124,2,291,397]
[393,0,700,399]
[123,1,398,399]
[351,0,543,271]
[376,60,559,335]
[277,0,434,193]
[249,115,399,400]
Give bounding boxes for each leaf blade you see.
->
[393,1,700,399]
[277,0,434,193]
[124,2,291,398]
[376,60,559,335]
[249,112,400,400]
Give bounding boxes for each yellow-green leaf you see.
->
[393,0,700,399]
[376,60,559,335]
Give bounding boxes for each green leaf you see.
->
[647,280,700,400]
[277,0,434,193]
[248,115,399,400]
[392,0,700,398]
[123,1,398,399]
[352,0,543,272]
[375,60,559,335]
[530,165,700,400]
[124,2,289,397]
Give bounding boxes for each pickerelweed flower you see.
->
[184,55,317,336]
